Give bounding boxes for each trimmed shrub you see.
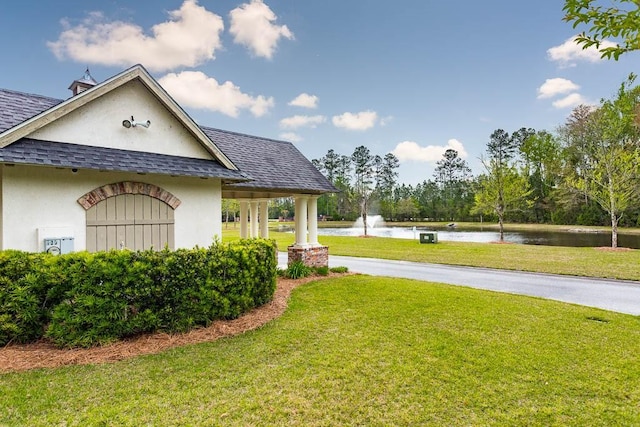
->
[0,239,277,348]
[0,251,59,345]
[46,250,158,347]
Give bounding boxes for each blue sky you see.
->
[2,0,640,185]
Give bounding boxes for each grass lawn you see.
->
[222,226,640,281]
[2,276,639,426]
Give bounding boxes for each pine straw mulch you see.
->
[0,274,348,374]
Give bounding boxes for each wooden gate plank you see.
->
[86,192,175,252]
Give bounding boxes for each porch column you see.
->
[294,195,309,247]
[239,201,249,239]
[250,201,259,238]
[288,194,329,268]
[308,196,319,246]
[259,201,269,238]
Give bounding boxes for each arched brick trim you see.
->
[77,181,181,210]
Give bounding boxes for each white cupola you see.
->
[68,68,97,96]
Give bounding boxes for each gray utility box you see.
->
[43,237,74,255]
[419,232,438,244]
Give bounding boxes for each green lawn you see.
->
[222,226,640,281]
[4,226,639,425]
[2,276,639,426]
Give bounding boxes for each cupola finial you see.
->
[68,67,98,96]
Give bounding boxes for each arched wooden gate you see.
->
[78,182,180,252]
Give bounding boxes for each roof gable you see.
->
[0,65,237,170]
[29,79,214,160]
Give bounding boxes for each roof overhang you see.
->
[0,139,251,182]
[222,185,332,200]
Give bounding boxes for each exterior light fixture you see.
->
[122,116,151,128]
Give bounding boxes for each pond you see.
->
[314,225,640,249]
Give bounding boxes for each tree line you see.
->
[270,74,640,246]
[308,145,474,226]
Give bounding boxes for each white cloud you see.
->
[279,115,326,129]
[547,36,617,67]
[552,93,589,109]
[392,139,468,163]
[288,93,318,109]
[47,0,224,72]
[537,78,580,99]
[158,71,274,117]
[229,0,294,59]
[332,110,378,131]
[279,132,302,142]
[537,77,591,110]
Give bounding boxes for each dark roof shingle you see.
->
[0,89,62,133]
[203,127,337,194]
[0,139,248,181]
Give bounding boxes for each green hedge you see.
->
[0,250,55,345]
[0,239,277,348]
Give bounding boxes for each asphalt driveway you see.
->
[278,253,640,315]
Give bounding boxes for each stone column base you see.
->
[287,245,329,268]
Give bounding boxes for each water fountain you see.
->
[348,215,410,238]
[353,214,385,230]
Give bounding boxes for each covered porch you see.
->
[222,189,329,267]
[205,127,337,268]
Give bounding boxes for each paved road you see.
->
[278,253,640,315]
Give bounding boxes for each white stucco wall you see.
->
[1,165,222,252]
[29,80,212,160]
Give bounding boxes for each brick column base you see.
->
[287,245,329,268]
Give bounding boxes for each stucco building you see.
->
[0,65,335,265]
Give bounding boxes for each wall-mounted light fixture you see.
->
[122,116,151,128]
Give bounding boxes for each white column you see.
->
[294,196,308,247]
[308,196,319,246]
[250,201,259,238]
[259,201,269,238]
[239,201,249,239]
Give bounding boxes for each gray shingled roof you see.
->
[0,87,336,194]
[0,89,62,133]
[203,127,337,194]
[0,139,249,181]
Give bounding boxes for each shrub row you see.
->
[0,239,277,348]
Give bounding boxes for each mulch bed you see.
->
[0,274,344,373]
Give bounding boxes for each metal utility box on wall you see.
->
[419,232,438,244]
[43,237,74,255]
